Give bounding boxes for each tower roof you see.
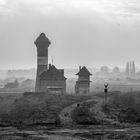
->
[40,65,66,80]
[76,66,92,76]
[35,33,51,47]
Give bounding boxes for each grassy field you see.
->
[0,91,139,128]
[0,92,92,126]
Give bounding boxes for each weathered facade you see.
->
[75,66,92,94]
[39,64,66,94]
[35,33,50,92]
[35,33,66,93]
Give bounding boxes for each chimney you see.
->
[49,64,51,69]
[79,66,81,71]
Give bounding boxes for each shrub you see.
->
[0,92,91,126]
[71,106,98,125]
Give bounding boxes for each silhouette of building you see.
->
[131,61,135,75]
[75,66,92,94]
[125,62,129,75]
[39,64,66,94]
[35,33,66,93]
[35,33,50,92]
[4,80,19,89]
[125,61,136,76]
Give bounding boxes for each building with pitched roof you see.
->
[35,33,66,94]
[39,64,66,93]
[75,66,92,94]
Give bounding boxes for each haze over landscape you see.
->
[0,0,140,69]
[1,1,140,139]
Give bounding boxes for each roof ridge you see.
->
[76,66,92,76]
[40,65,66,80]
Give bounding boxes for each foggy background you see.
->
[0,0,140,69]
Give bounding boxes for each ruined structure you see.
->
[75,66,92,94]
[35,33,66,93]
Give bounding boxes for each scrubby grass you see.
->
[0,92,92,126]
[0,91,140,127]
[71,103,99,125]
[104,92,140,123]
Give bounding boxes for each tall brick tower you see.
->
[35,33,51,92]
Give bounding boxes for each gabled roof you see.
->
[76,66,92,76]
[40,65,66,80]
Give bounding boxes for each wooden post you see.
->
[104,83,108,108]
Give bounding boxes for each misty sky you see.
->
[1,0,140,69]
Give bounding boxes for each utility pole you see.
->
[104,83,109,108]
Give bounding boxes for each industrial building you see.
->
[35,33,66,94]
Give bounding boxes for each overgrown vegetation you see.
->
[71,101,99,125]
[104,92,140,123]
[0,92,91,126]
[0,91,140,127]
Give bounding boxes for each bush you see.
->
[0,92,91,126]
[71,106,98,125]
[118,108,139,123]
[109,92,140,123]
